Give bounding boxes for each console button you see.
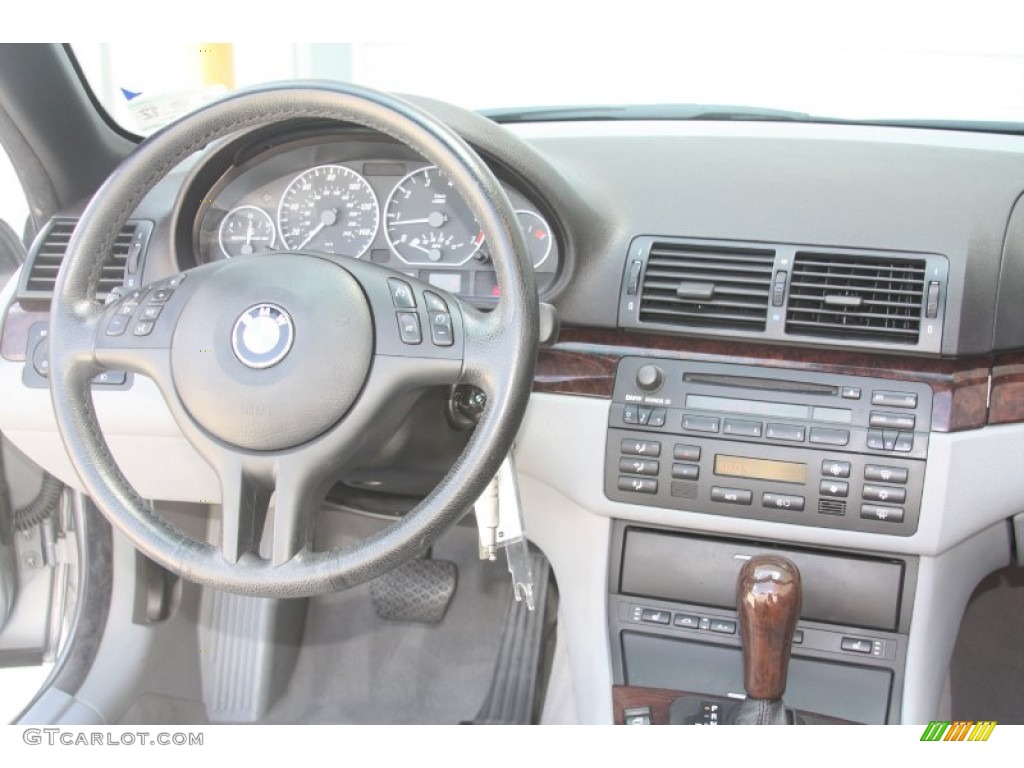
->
[894,432,914,452]
[709,619,737,635]
[862,485,907,504]
[864,465,908,484]
[860,504,905,523]
[618,476,658,494]
[883,430,899,451]
[723,419,762,437]
[387,278,416,308]
[821,460,851,478]
[772,270,788,307]
[711,487,752,505]
[819,480,849,498]
[396,312,422,344]
[841,637,873,654]
[673,444,701,461]
[762,493,805,511]
[866,429,885,450]
[637,405,652,425]
[623,404,639,424]
[619,458,659,476]
[423,291,448,313]
[871,391,918,409]
[672,463,699,480]
[869,412,916,430]
[809,427,849,446]
[793,630,804,644]
[683,414,720,433]
[648,408,667,427]
[673,614,701,629]
[622,439,661,457]
[766,423,805,442]
[428,312,454,346]
[640,608,671,625]
[623,706,652,726]
[840,386,862,400]
[105,314,129,336]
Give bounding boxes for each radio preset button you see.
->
[864,465,908,484]
[723,419,762,437]
[673,444,701,461]
[766,423,805,442]
[860,504,905,523]
[762,493,805,511]
[819,480,849,498]
[711,487,753,505]
[863,485,907,504]
[621,439,661,457]
[821,460,851,478]
[618,476,658,494]
[620,458,659,476]
[869,412,916,430]
[672,463,700,480]
[809,427,850,446]
[682,414,720,433]
[871,391,918,409]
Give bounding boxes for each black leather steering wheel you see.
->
[48,83,539,597]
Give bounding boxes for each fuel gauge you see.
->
[218,206,276,258]
[516,210,553,268]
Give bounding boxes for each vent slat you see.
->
[784,252,925,345]
[639,241,775,332]
[20,218,139,299]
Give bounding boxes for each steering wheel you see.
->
[48,83,539,597]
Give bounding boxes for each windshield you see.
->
[73,37,1024,136]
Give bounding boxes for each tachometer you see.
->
[384,166,483,265]
[218,205,276,258]
[277,165,379,257]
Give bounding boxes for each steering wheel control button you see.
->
[106,314,130,336]
[821,460,851,478]
[140,305,162,321]
[622,439,661,457]
[31,337,49,377]
[428,311,454,346]
[387,278,416,308]
[819,480,849,498]
[93,370,127,386]
[710,487,752,505]
[864,465,908,484]
[423,291,449,313]
[133,320,156,336]
[231,303,295,368]
[397,311,422,344]
[860,504,905,523]
[149,287,174,303]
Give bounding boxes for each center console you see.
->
[604,358,927,723]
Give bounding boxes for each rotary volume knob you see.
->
[635,364,664,393]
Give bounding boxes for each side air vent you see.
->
[18,218,152,301]
[638,241,775,331]
[785,253,927,345]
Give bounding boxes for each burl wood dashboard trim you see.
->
[536,328,995,432]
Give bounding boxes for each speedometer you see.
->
[384,166,484,266]
[277,165,379,257]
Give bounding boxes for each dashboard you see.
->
[191,135,560,301]
[4,87,1024,726]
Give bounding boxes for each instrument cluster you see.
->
[195,139,560,300]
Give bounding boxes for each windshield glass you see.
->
[73,36,1024,136]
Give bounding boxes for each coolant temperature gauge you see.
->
[516,210,553,268]
[218,206,276,258]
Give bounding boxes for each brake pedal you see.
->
[369,558,457,623]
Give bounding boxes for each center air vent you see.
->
[18,218,152,301]
[638,241,775,331]
[785,253,927,345]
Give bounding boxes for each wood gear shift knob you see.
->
[737,554,802,700]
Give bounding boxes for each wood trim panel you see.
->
[1,303,47,362]
[536,328,993,432]
[611,685,684,725]
[990,352,1024,425]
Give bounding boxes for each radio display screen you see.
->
[714,454,807,484]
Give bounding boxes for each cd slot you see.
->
[683,372,839,396]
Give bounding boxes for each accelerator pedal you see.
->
[472,550,553,724]
[369,557,457,623]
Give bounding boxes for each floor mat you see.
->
[950,565,1024,724]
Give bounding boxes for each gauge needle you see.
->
[390,211,447,228]
[296,208,340,249]
[409,238,443,262]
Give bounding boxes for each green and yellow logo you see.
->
[920,721,996,742]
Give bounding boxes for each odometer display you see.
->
[277,165,379,257]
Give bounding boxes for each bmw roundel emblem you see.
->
[231,303,295,369]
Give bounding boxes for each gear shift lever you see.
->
[731,554,802,724]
